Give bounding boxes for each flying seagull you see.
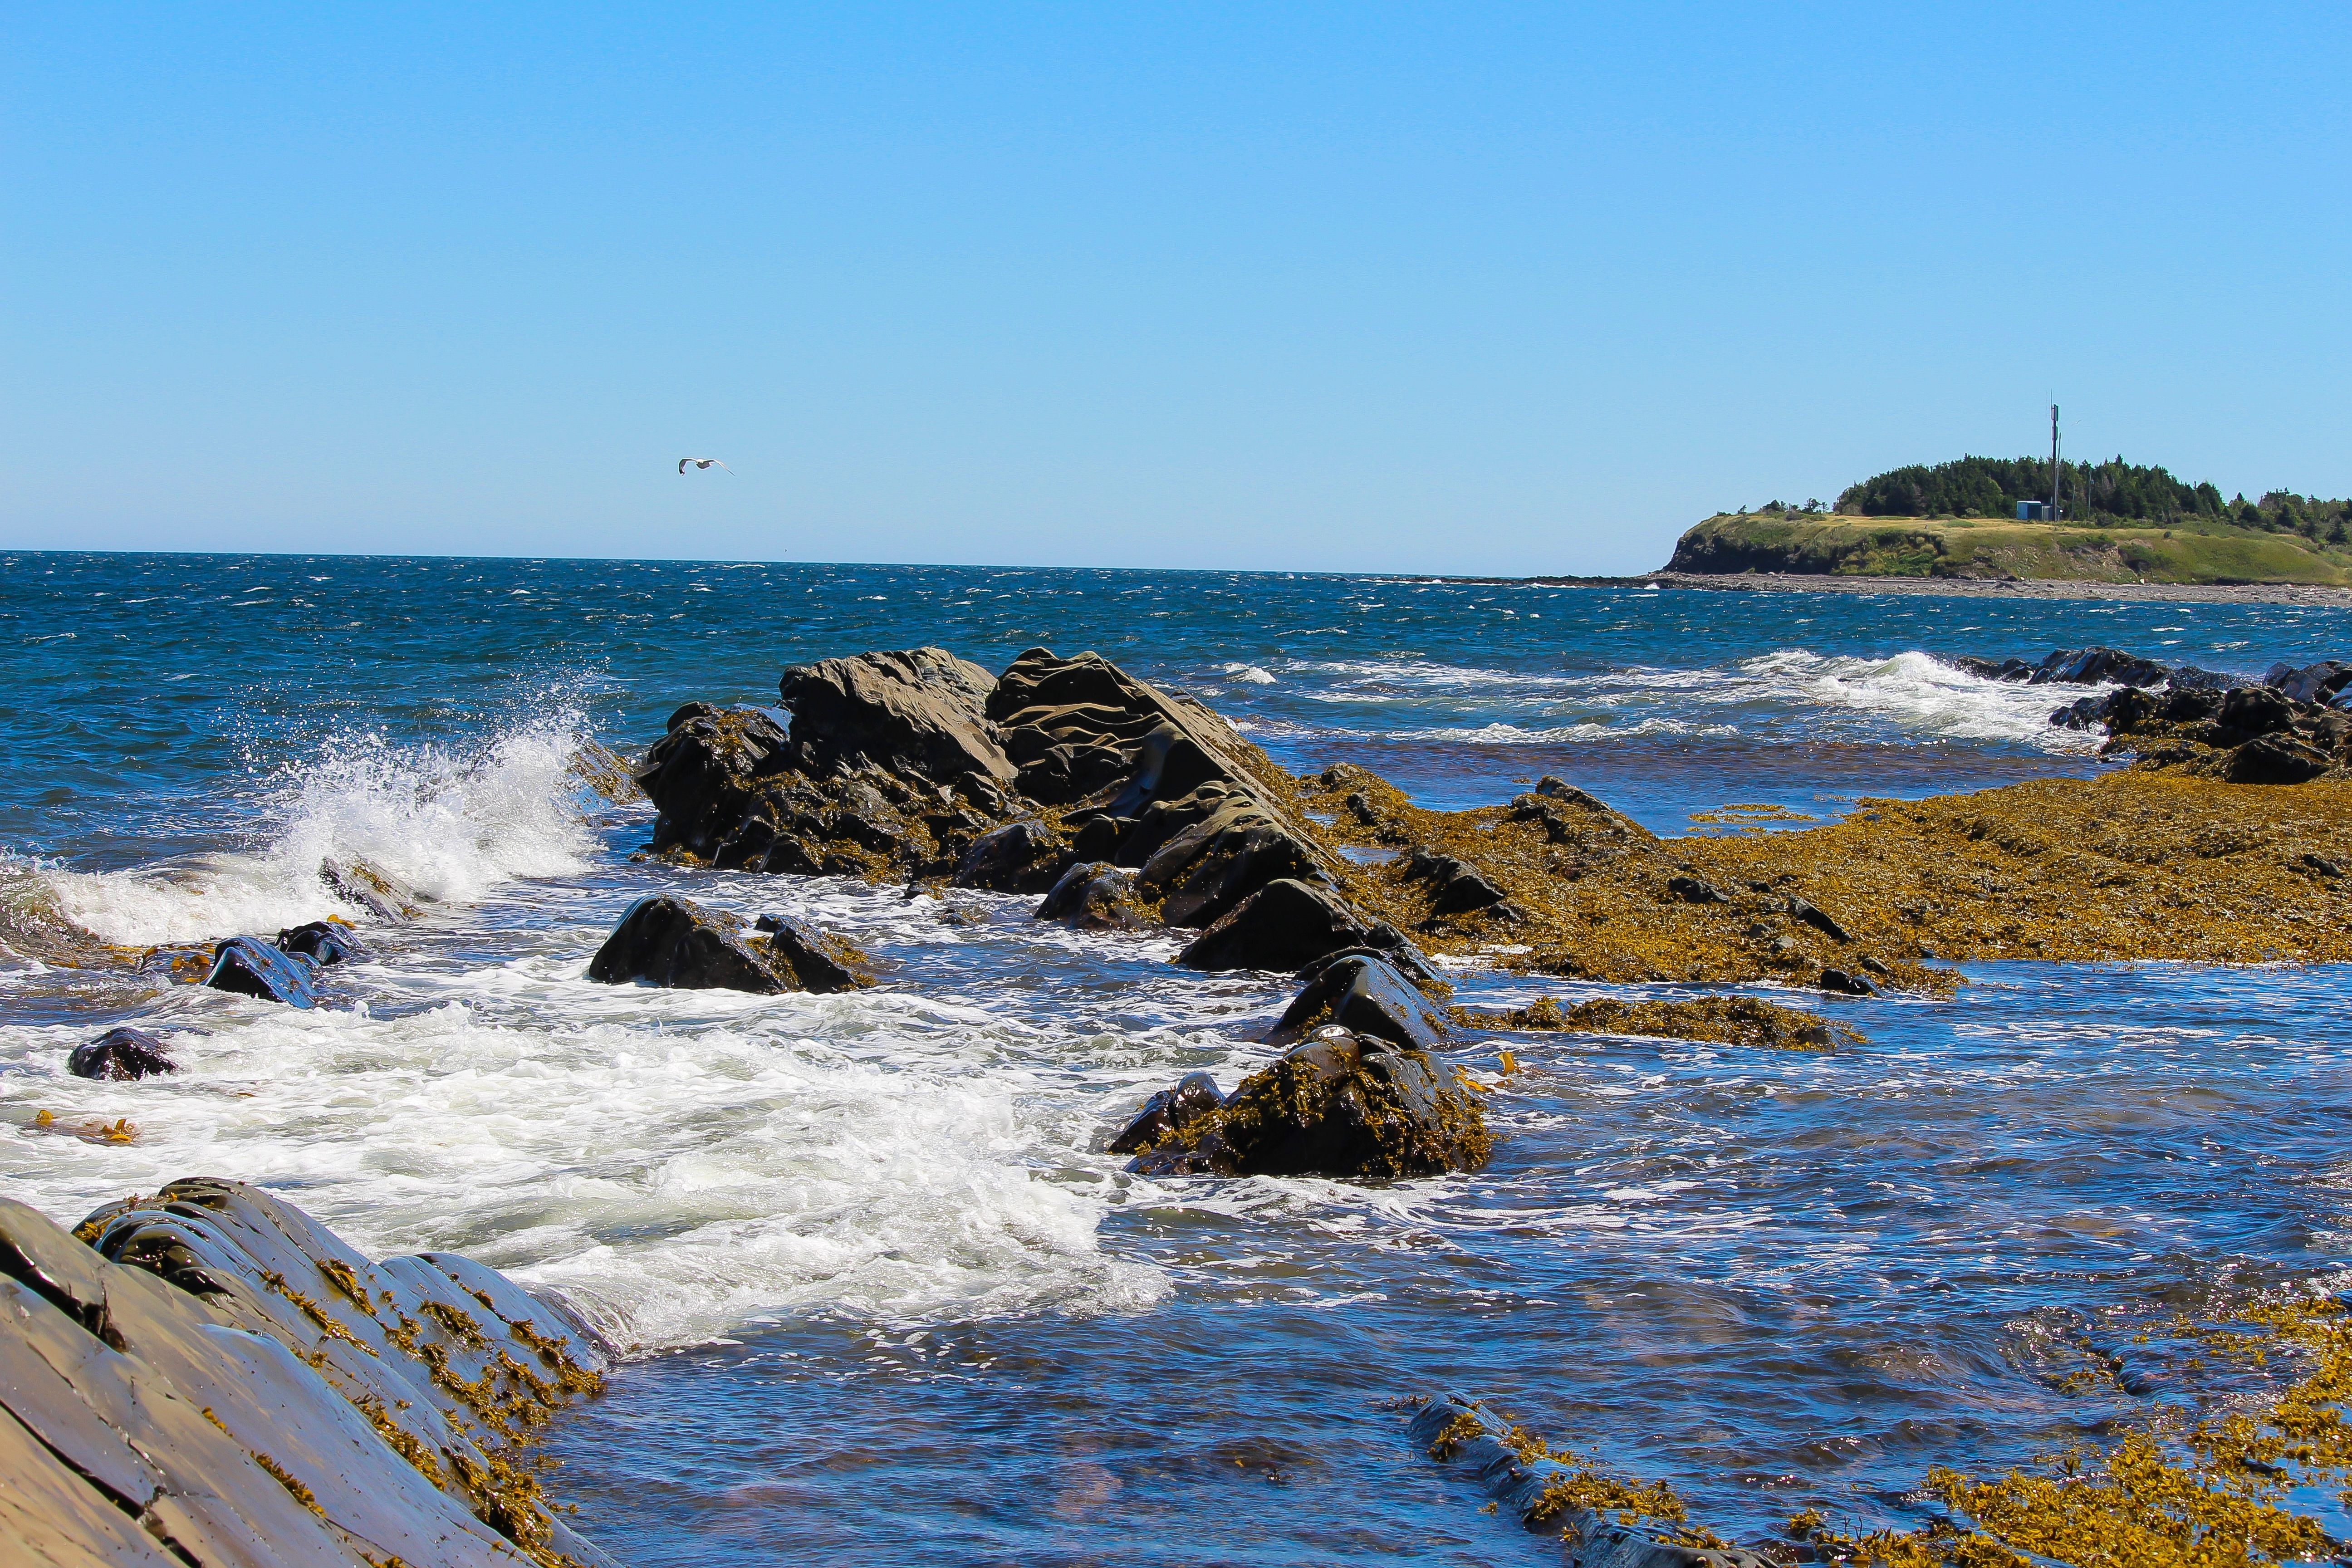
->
[678,457,733,474]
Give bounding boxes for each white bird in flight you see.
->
[678,457,733,474]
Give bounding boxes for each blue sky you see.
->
[4,3,2345,574]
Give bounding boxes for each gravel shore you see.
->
[1514,570,2352,607]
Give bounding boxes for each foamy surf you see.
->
[19,715,605,950]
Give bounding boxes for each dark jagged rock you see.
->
[1350,922,1450,992]
[319,857,424,921]
[205,936,324,1008]
[276,919,366,965]
[636,705,799,858]
[1137,796,1319,927]
[1785,896,1851,942]
[2095,670,2352,784]
[1818,967,1877,995]
[1266,954,1450,1052]
[68,1026,177,1081]
[1177,878,1370,972]
[987,650,1237,807]
[753,912,878,990]
[2265,659,2352,707]
[1036,861,1152,929]
[2,1179,613,1566]
[588,893,871,993]
[954,819,1072,894]
[1667,874,1729,904]
[2216,731,2335,784]
[1104,1071,1222,1155]
[1404,848,1508,918]
[1128,1029,1489,1179]
[775,646,1015,787]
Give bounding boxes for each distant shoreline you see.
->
[1508,571,2352,607]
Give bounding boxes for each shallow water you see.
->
[4,551,2349,1560]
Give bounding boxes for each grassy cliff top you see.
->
[1664,510,2352,585]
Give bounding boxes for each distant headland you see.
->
[1664,456,2352,587]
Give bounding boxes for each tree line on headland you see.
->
[1803,456,2352,545]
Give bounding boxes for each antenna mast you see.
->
[2050,403,2061,521]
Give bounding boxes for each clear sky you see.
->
[4,3,2345,575]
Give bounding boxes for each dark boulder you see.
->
[634,705,798,857]
[1666,874,1728,904]
[1036,861,1153,929]
[2027,647,2173,688]
[204,936,323,1008]
[2216,732,2334,785]
[752,913,877,991]
[1266,954,1450,1053]
[1785,896,1851,942]
[68,1027,177,1081]
[588,893,870,993]
[1954,655,2034,681]
[952,820,1071,894]
[775,647,1015,788]
[1354,922,1449,992]
[1129,1029,1490,1179]
[1818,968,1877,996]
[1404,848,1508,918]
[276,920,365,966]
[1104,1071,1222,1156]
[2217,683,2298,741]
[1176,878,1370,972]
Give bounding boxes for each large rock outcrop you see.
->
[632,645,1367,952]
[0,1179,612,1567]
[1122,1028,1489,1179]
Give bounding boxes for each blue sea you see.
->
[5,551,2351,1563]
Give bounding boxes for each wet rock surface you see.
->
[0,1179,612,1568]
[277,919,366,966]
[1035,860,1153,929]
[589,893,872,994]
[1177,877,1371,972]
[67,1025,178,1080]
[204,935,324,1008]
[1266,953,1450,1053]
[1127,1028,1490,1179]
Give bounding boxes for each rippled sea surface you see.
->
[5,551,2351,1563]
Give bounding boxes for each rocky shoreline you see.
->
[1614,570,2352,606]
[1,1178,612,1566]
[26,635,2352,1563]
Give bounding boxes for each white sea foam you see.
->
[1220,663,1277,685]
[27,717,602,948]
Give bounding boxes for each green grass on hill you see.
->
[1665,511,2352,586]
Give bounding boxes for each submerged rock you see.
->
[204,936,324,1008]
[0,1178,612,1567]
[319,856,425,921]
[1266,954,1450,1053]
[1176,878,1372,972]
[1128,1028,1490,1179]
[68,1026,177,1081]
[588,893,872,993]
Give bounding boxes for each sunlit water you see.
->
[4,552,2349,1561]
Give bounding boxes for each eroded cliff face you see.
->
[0,1179,613,1568]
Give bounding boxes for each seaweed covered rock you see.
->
[588,893,871,993]
[954,819,1073,893]
[68,1025,177,1080]
[1410,1394,1771,1568]
[1036,860,1154,929]
[1128,1029,1490,1179]
[1137,796,1321,926]
[0,1180,612,1567]
[2096,675,2352,784]
[1176,877,1371,972]
[1104,1070,1222,1155]
[204,935,324,1007]
[320,856,425,921]
[635,704,800,858]
[1266,954,1450,1052]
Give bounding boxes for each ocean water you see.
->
[5,550,2351,1563]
